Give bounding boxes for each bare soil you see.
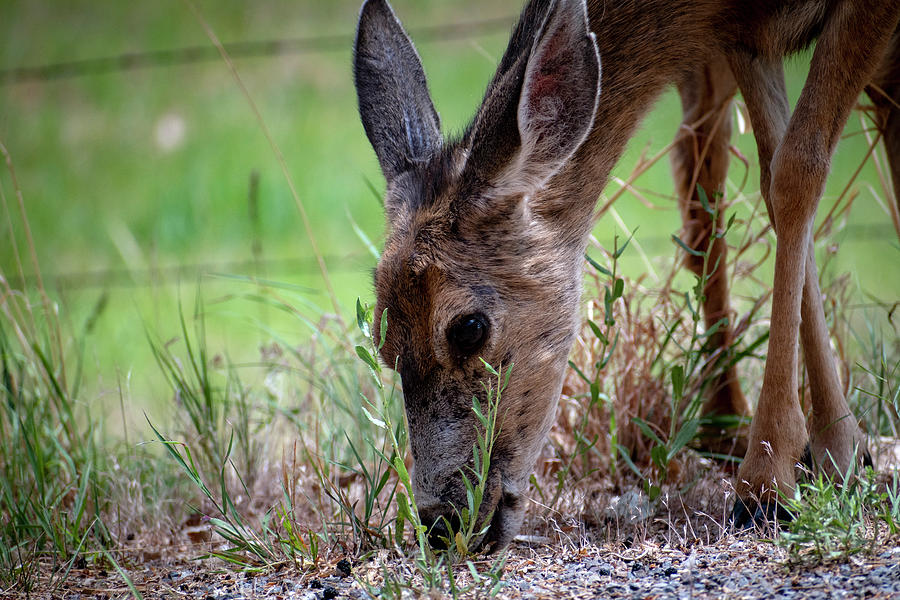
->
[12,533,899,600]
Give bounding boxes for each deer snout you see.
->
[417,503,460,549]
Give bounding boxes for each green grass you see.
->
[777,468,900,564]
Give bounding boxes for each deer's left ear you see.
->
[354,0,442,185]
[463,0,600,196]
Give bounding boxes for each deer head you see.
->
[354,0,600,548]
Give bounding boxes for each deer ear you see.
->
[354,0,442,184]
[464,0,600,195]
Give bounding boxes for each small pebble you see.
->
[336,558,352,577]
[322,585,339,600]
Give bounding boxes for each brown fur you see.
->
[355,0,900,547]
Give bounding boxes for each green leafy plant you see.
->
[353,300,429,554]
[777,467,899,563]
[552,234,632,508]
[630,187,752,499]
[444,358,509,558]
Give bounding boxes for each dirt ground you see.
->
[13,533,899,600]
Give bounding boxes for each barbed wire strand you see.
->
[0,16,515,85]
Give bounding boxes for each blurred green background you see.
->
[1,0,897,428]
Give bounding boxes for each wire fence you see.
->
[5,257,359,292]
[0,16,515,85]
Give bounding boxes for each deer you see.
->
[353,0,900,549]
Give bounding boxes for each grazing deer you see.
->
[354,0,900,548]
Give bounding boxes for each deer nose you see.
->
[418,502,460,549]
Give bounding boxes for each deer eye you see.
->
[448,314,489,357]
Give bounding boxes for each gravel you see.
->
[20,539,899,599]
[494,544,900,599]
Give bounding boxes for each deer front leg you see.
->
[733,180,810,523]
[725,52,796,524]
[672,56,749,455]
[731,2,899,526]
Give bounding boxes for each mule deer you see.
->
[354,0,900,548]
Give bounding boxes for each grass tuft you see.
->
[778,468,900,563]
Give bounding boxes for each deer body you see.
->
[354,0,900,548]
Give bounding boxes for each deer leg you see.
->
[726,53,801,524]
[729,3,899,526]
[806,30,900,474]
[672,56,749,453]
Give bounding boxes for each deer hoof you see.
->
[730,497,792,529]
[800,443,814,471]
[863,449,873,469]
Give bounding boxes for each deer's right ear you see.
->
[354,0,442,184]
[463,0,600,198]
